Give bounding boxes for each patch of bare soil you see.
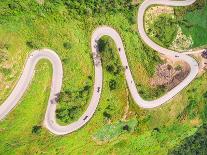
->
[150,59,190,90]
[122,81,135,120]
[170,26,193,51]
[36,0,44,5]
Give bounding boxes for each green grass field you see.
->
[146,0,207,51]
[179,3,207,48]
[0,0,207,154]
[172,0,207,49]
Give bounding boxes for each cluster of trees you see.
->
[56,76,92,123]
[98,35,123,74]
[98,37,122,92]
[169,123,207,155]
[0,0,137,20]
[63,0,136,16]
[1,0,137,21]
[170,90,207,154]
[97,37,124,120]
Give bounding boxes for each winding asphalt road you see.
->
[0,0,199,135]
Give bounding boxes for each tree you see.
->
[123,125,130,131]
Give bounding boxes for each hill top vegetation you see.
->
[0,0,207,154]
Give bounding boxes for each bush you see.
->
[56,80,92,123]
[63,42,71,49]
[109,79,117,90]
[175,65,182,71]
[103,111,111,119]
[56,106,81,123]
[63,0,136,16]
[26,41,41,49]
[106,64,114,73]
[203,91,207,99]
[32,125,41,134]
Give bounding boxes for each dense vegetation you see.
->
[148,14,178,48]
[56,77,93,124]
[175,0,207,48]
[169,88,207,154]
[147,0,207,49]
[64,0,135,16]
[0,0,207,154]
[169,123,207,155]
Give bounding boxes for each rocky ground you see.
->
[150,59,190,90]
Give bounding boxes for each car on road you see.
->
[50,99,55,104]
[97,87,101,93]
[83,116,88,121]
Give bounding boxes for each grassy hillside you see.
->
[175,0,207,48]
[169,123,207,155]
[0,0,207,154]
[147,0,207,50]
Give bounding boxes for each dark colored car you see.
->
[97,87,100,93]
[83,116,88,121]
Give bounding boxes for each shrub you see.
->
[26,41,40,49]
[32,125,41,134]
[103,111,111,119]
[109,79,117,90]
[175,65,182,71]
[1,68,11,76]
[203,91,207,99]
[106,64,114,73]
[123,125,130,131]
[63,42,71,49]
